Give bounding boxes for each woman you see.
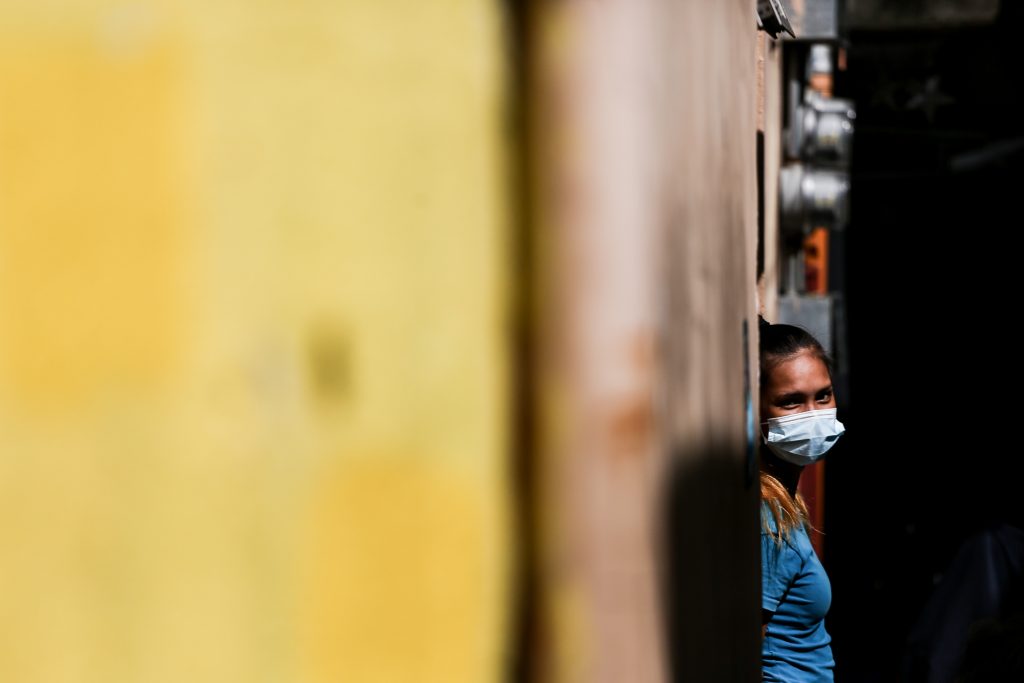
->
[759,319,845,682]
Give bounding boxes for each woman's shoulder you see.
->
[760,503,814,557]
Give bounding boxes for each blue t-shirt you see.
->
[761,507,835,682]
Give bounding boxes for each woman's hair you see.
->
[761,471,811,541]
[758,316,833,380]
[758,316,833,542]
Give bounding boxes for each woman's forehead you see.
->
[765,350,831,390]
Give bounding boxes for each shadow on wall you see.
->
[662,443,761,682]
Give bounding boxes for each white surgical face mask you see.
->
[762,408,845,466]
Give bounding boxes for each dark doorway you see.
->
[826,4,1024,681]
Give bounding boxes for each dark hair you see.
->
[758,316,833,380]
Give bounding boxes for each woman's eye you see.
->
[817,391,833,403]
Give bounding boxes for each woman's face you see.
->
[761,349,835,420]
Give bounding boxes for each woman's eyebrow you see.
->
[773,392,805,403]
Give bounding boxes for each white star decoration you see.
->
[906,76,955,122]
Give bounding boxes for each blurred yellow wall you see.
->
[0,1,513,681]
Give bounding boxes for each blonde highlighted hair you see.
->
[760,471,811,543]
